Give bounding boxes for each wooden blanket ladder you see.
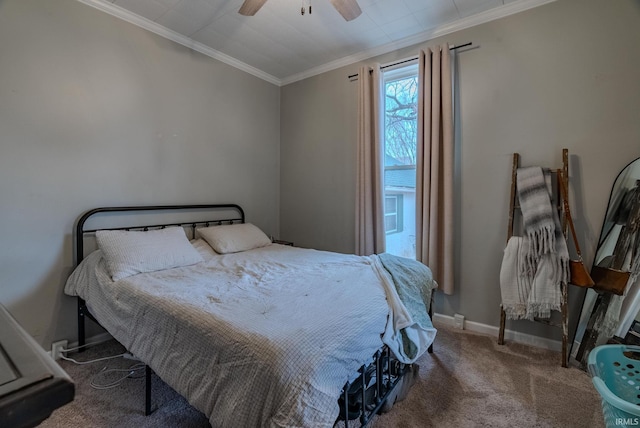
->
[498,149,570,367]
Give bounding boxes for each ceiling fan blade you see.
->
[330,0,362,21]
[238,0,268,16]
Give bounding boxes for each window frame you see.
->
[382,64,417,251]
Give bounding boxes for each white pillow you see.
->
[190,238,218,261]
[96,227,204,281]
[198,223,271,254]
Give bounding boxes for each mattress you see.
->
[65,242,403,427]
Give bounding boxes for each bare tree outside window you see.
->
[384,76,418,166]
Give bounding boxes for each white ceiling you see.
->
[80,0,554,85]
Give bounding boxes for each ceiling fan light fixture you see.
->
[301,1,312,16]
[239,0,359,21]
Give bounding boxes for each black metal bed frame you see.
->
[72,203,434,426]
[337,303,434,427]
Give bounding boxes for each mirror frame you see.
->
[573,156,640,367]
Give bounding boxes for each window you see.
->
[384,194,403,234]
[383,64,418,259]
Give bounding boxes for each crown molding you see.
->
[76,0,282,86]
[78,0,555,87]
[280,0,557,86]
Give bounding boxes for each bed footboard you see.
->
[336,289,434,427]
[336,346,415,427]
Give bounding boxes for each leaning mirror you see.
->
[574,157,640,367]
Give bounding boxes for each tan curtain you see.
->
[355,64,385,256]
[416,45,455,295]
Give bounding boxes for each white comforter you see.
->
[65,242,432,427]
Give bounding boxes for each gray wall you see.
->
[0,0,280,347]
[2,0,640,350]
[280,0,640,340]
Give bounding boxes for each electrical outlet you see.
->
[454,313,465,330]
[51,340,68,361]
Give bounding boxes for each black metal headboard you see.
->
[75,204,245,265]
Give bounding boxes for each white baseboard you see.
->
[433,313,563,352]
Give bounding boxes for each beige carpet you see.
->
[40,322,605,427]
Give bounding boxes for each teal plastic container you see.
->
[589,345,640,428]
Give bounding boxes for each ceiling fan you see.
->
[238,0,362,21]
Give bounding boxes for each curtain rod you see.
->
[347,42,472,80]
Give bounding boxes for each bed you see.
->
[64,204,437,427]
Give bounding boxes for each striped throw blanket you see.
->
[518,166,557,273]
[500,166,569,320]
